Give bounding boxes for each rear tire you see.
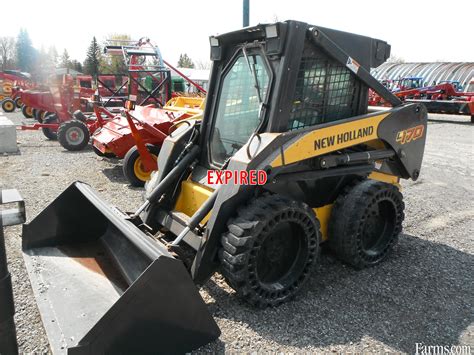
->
[14,97,23,108]
[123,145,160,187]
[57,119,90,151]
[328,179,404,269]
[2,99,16,113]
[42,114,58,140]
[220,194,320,308]
[21,105,34,118]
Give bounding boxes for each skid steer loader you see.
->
[21,20,427,353]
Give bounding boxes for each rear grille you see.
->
[288,54,359,130]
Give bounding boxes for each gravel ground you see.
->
[0,111,472,354]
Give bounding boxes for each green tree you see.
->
[15,29,35,72]
[70,60,83,73]
[60,49,71,68]
[83,36,102,76]
[177,53,195,68]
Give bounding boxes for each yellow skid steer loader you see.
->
[22,20,427,353]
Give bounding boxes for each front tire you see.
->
[328,179,404,269]
[2,99,16,113]
[42,114,58,140]
[73,110,87,122]
[21,105,34,118]
[57,119,90,151]
[123,145,160,187]
[34,109,44,122]
[14,97,23,108]
[220,194,320,307]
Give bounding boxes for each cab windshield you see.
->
[210,52,270,166]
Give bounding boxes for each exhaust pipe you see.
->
[22,179,219,352]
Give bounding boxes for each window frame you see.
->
[206,45,274,169]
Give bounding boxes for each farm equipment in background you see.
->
[0,70,34,112]
[389,77,424,92]
[18,74,113,144]
[21,21,427,353]
[369,80,474,122]
[17,38,181,151]
[92,96,205,186]
[92,39,209,186]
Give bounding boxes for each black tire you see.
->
[14,97,23,108]
[471,115,474,123]
[123,145,160,187]
[21,105,33,118]
[328,179,404,269]
[34,109,44,122]
[73,110,87,122]
[57,119,90,151]
[2,98,16,113]
[40,111,49,123]
[220,194,320,307]
[42,114,58,140]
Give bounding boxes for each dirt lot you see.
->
[0,111,472,354]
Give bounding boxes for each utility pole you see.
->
[243,0,249,27]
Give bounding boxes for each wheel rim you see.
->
[256,221,306,286]
[133,155,158,182]
[66,127,85,145]
[17,99,22,106]
[361,199,396,256]
[26,107,33,116]
[4,101,14,111]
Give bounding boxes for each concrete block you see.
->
[0,114,18,153]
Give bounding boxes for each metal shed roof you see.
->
[371,62,474,91]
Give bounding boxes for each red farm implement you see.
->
[18,74,112,145]
[0,70,34,112]
[92,96,205,186]
[369,80,474,122]
[17,37,182,150]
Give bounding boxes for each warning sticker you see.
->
[346,56,360,74]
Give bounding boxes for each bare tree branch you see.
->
[0,36,15,71]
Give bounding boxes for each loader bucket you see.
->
[21,182,220,354]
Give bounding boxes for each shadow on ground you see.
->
[204,234,473,352]
[101,165,128,184]
[61,145,95,154]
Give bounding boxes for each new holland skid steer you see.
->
[21,21,427,353]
